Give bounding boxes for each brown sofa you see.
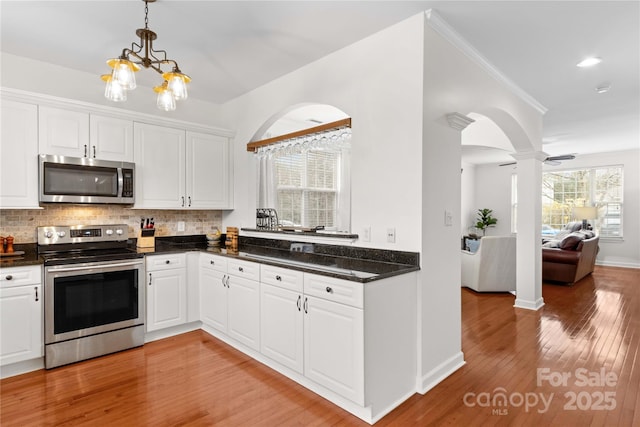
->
[542,226,599,284]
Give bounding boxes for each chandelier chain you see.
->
[144,2,149,29]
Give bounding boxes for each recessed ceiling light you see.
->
[595,84,611,93]
[577,57,602,67]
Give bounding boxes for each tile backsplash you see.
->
[0,206,222,243]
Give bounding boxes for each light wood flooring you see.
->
[2,265,638,426]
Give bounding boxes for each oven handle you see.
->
[47,260,143,273]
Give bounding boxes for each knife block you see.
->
[137,229,155,248]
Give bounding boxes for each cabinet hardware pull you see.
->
[93,145,96,158]
[297,295,301,311]
[303,297,308,314]
[35,286,39,302]
[238,266,244,272]
[181,196,185,207]
[326,286,333,294]
[188,196,192,207]
[165,260,170,264]
[5,275,12,280]
[275,275,282,281]
[210,260,215,265]
[149,273,152,286]
[84,144,88,157]
[226,275,230,288]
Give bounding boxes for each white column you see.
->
[512,151,547,310]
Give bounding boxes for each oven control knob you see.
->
[44,231,53,238]
[57,231,66,237]
[105,229,114,236]
[115,229,124,236]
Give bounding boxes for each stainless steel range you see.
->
[38,224,145,369]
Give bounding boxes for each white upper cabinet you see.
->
[134,122,186,209]
[0,100,39,208]
[39,106,133,161]
[186,131,231,209]
[134,123,232,209]
[89,115,134,161]
[38,106,90,157]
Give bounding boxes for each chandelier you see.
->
[101,0,191,111]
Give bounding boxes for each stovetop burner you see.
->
[37,224,142,265]
[41,247,142,266]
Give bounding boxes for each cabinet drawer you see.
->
[304,273,363,308]
[0,265,41,288]
[146,253,186,271]
[199,253,228,273]
[227,259,260,281]
[261,264,303,292]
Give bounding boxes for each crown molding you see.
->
[0,87,235,137]
[425,10,547,115]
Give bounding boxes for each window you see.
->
[256,128,351,231]
[542,166,623,238]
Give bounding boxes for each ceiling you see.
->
[1,1,638,164]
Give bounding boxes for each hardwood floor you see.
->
[2,265,638,426]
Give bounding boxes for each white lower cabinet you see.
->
[200,253,417,423]
[303,294,364,405]
[146,254,187,332]
[200,254,260,351]
[260,283,304,374]
[259,265,364,404]
[0,265,43,366]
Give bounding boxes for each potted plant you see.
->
[475,208,498,236]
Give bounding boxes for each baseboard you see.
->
[0,357,44,379]
[417,351,465,394]
[596,260,640,269]
[144,321,201,343]
[514,297,545,311]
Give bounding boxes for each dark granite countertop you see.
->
[0,244,42,268]
[145,235,419,283]
[1,236,420,283]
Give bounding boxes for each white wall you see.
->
[219,14,425,252]
[460,161,477,236]
[0,53,223,127]
[419,11,542,387]
[473,163,516,236]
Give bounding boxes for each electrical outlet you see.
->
[362,226,371,242]
[177,221,185,232]
[387,228,396,243]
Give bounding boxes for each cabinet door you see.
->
[38,106,89,157]
[200,268,228,333]
[185,131,232,209]
[89,115,133,161]
[133,123,185,208]
[0,100,39,208]
[304,295,364,405]
[227,275,260,351]
[260,284,303,373]
[146,268,187,332]
[0,285,43,365]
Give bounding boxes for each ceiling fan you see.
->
[499,154,576,167]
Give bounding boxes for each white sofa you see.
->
[461,235,516,292]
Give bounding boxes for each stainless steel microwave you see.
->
[39,154,135,204]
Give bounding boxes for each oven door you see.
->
[44,259,144,344]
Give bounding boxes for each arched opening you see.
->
[250,103,349,142]
[460,112,519,237]
[250,103,352,233]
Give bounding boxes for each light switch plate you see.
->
[177,221,185,232]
